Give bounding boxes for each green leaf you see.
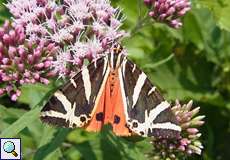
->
[183,12,205,50]
[38,126,57,147]
[18,84,53,107]
[0,88,54,138]
[64,127,147,160]
[0,107,40,137]
[44,149,63,160]
[197,0,230,32]
[0,104,25,119]
[147,55,219,102]
[0,105,26,132]
[34,128,70,160]
[0,0,11,24]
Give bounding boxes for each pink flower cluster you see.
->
[144,0,191,28]
[173,100,204,155]
[150,100,204,159]
[0,21,57,101]
[7,0,126,77]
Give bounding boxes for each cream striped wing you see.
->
[118,57,181,138]
[40,56,110,128]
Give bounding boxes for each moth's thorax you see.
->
[108,52,125,70]
[107,43,125,69]
[108,44,125,96]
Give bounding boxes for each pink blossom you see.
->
[0,21,57,101]
[7,0,127,78]
[150,100,205,159]
[145,0,191,28]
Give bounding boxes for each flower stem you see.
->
[130,0,151,36]
[143,54,175,69]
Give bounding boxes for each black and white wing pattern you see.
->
[40,56,110,128]
[118,57,181,138]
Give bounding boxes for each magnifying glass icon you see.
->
[3,141,18,157]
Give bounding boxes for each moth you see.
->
[40,44,181,138]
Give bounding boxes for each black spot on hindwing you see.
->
[96,112,104,121]
[114,115,120,124]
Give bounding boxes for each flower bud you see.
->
[145,0,191,28]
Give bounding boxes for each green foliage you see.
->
[0,0,10,24]
[195,0,230,32]
[0,0,230,160]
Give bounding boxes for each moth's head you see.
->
[112,43,123,54]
